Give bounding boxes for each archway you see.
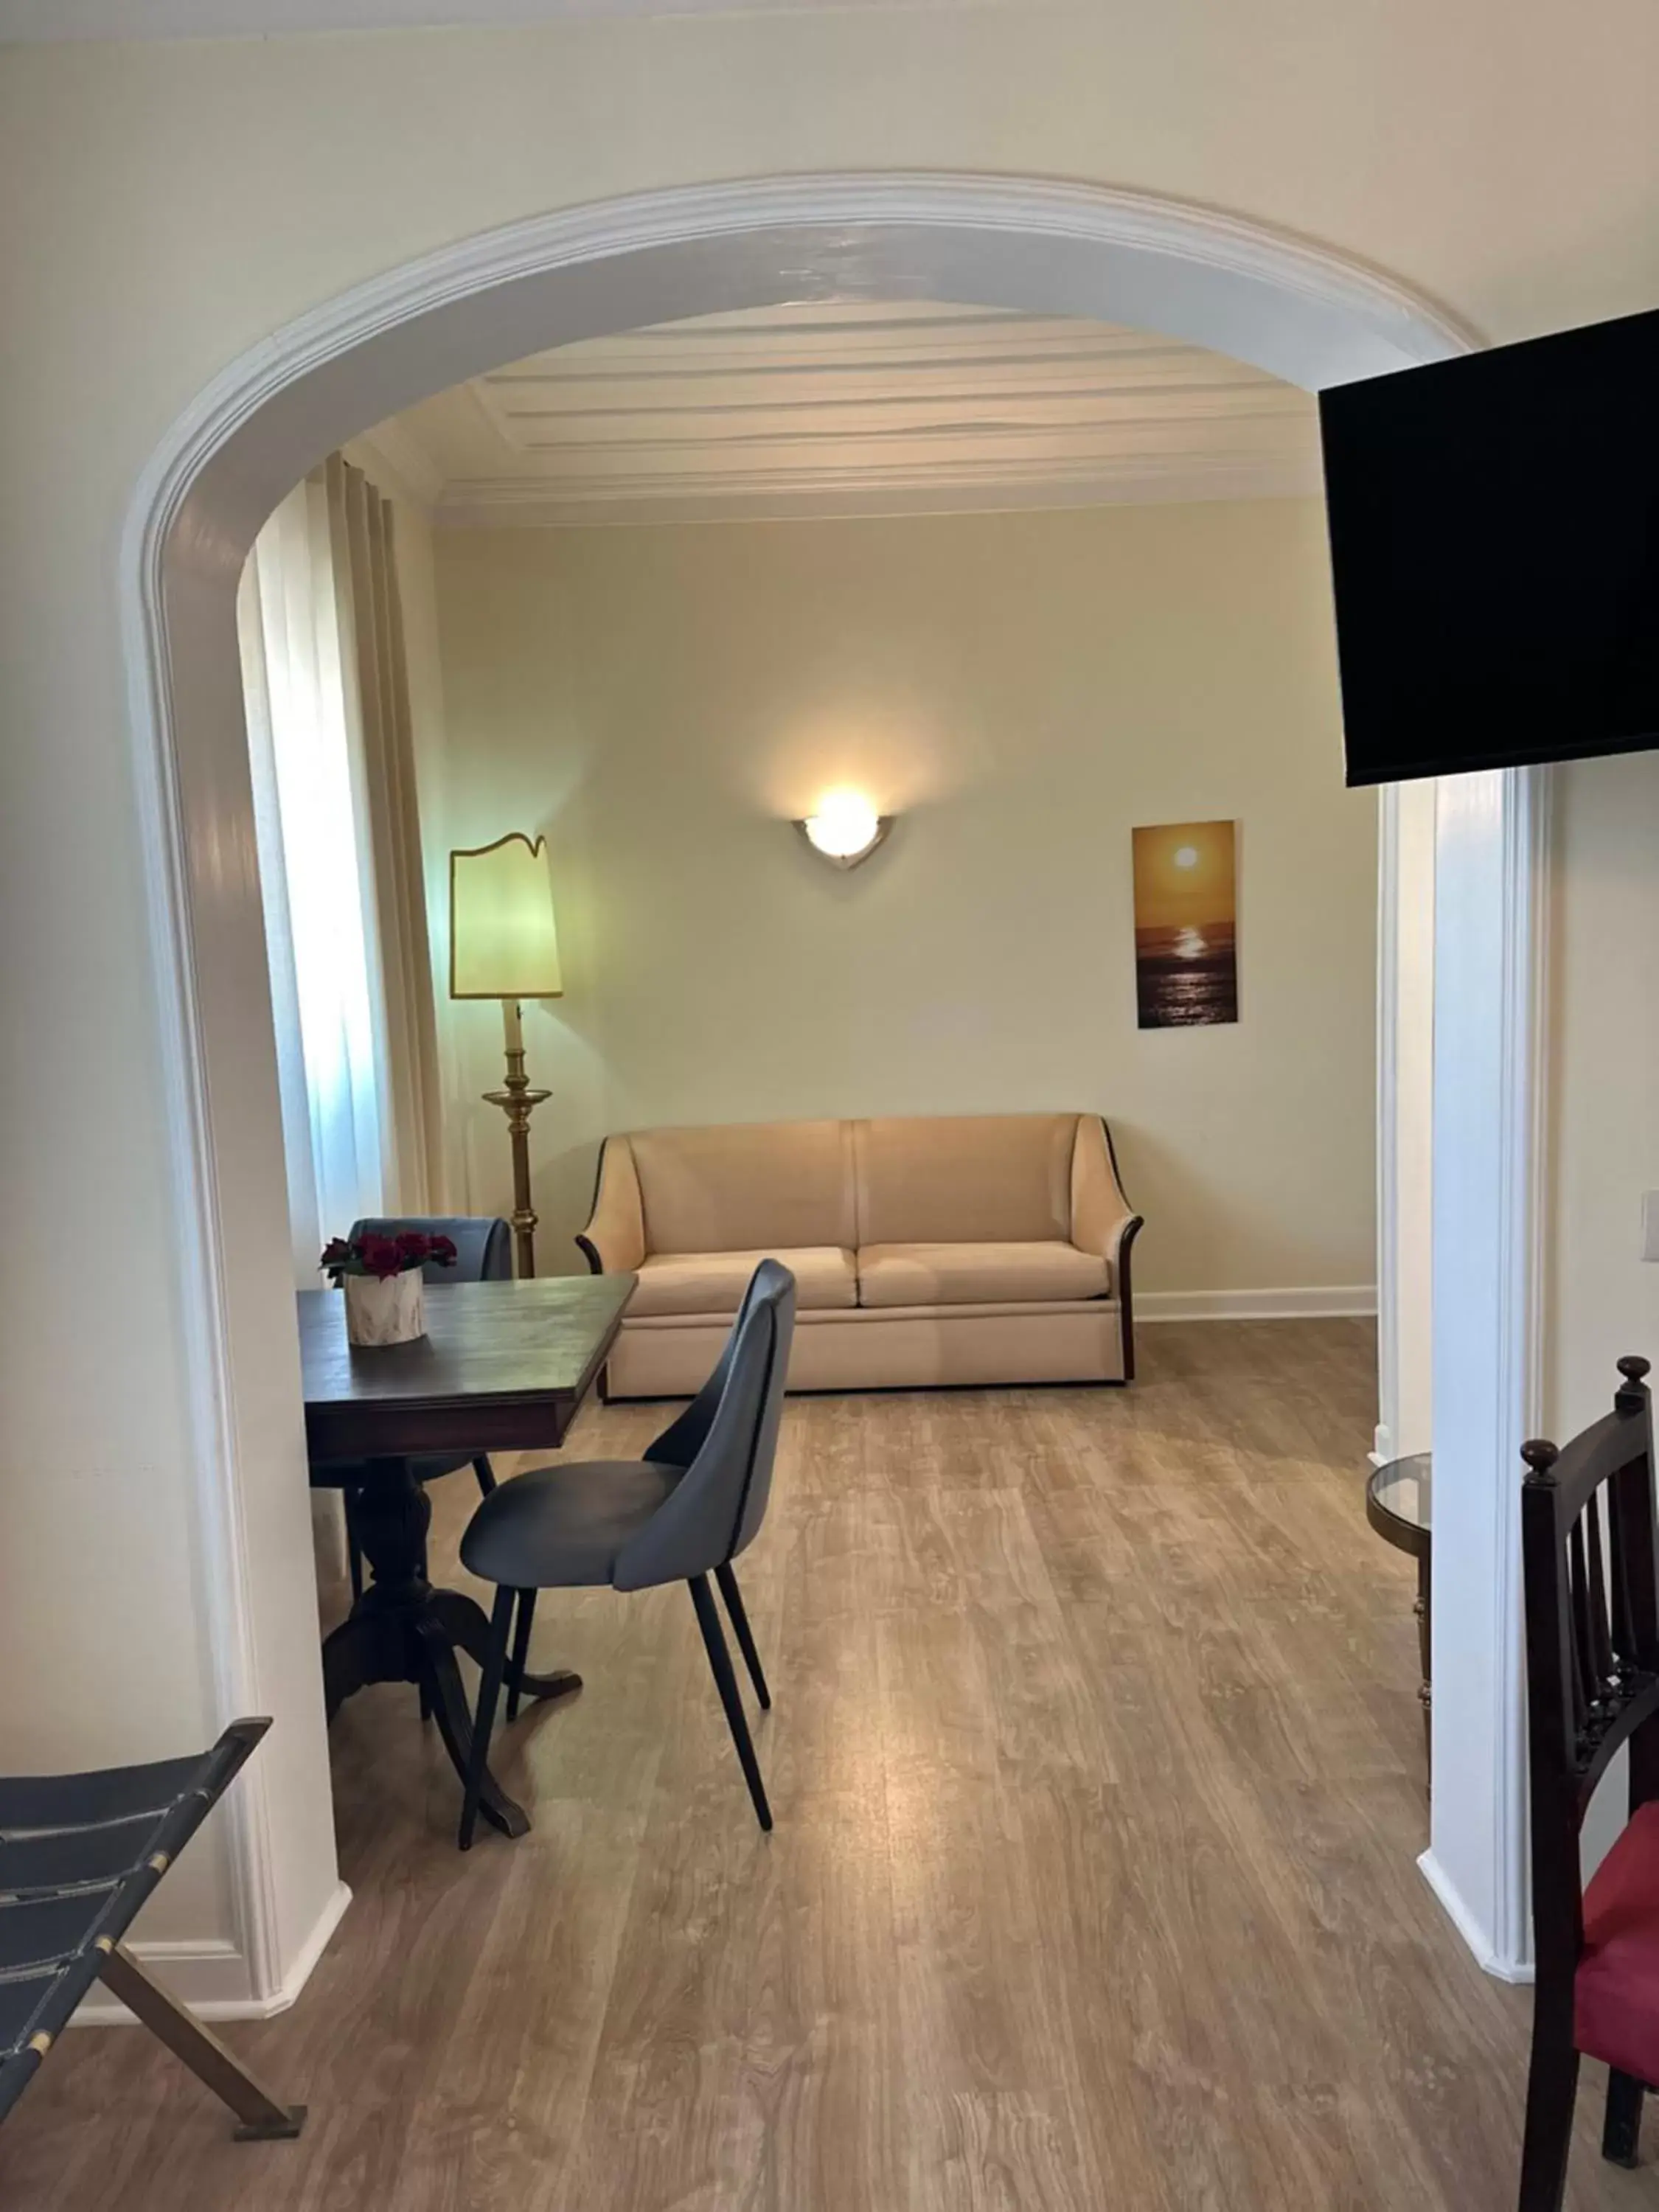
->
[125,174,1519,2011]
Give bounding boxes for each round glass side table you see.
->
[1366,1451,1431,1780]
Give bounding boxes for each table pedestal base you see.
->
[1413,1560,1432,1789]
[1365,1451,1433,1801]
[321,1459,579,1837]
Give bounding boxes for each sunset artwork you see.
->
[1131,820,1239,1029]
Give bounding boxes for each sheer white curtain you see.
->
[324,456,447,1219]
[238,460,443,1287]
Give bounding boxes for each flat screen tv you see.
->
[1319,305,1659,786]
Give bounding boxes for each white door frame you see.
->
[1419,767,1552,1979]
[122,173,1521,2012]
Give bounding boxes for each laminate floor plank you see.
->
[4,1320,1649,2211]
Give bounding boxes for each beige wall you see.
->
[1545,751,1659,1436]
[0,3,1654,1969]
[431,500,1377,1298]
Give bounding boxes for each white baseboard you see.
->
[1417,1849,1534,1984]
[1136,1284,1378,1324]
[73,1879,352,2025]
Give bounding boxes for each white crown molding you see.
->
[345,418,445,509]
[144,181,1473,484]
[434,464,1319,528]
[460,371,524,456]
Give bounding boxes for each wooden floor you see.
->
[4,1322,1652,2210]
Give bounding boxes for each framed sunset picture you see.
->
[1131,820,1238,1029]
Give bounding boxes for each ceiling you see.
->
[0,0,955,38]
[367,301,1321,529]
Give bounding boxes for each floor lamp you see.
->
[449,832,563,1279]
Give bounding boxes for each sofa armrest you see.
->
[576,1135,646,1275]
[1072,1115,1144,1380]
[1096,1207,1144,1281]
[1070,1116,1141,1271]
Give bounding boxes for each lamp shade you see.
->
[449,832,563,1000]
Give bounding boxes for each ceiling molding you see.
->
[343,420,445,509]
[392,300,1324,529]
[436,465,1318,530]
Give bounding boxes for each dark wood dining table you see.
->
[299,1273,634,1837]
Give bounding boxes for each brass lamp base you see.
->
[483,998,550,1278]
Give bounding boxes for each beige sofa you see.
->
[577,1113,1143,1398]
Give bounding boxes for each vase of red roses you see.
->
[321,1230,457,1346]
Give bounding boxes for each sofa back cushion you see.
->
[853,1114,1079,1246]
[630,1119,857,1255]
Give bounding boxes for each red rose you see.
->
[429,1236,458,1267]
[396,1232,429,1263]
[359,1234,405,1281]
[320,1237,351,1267]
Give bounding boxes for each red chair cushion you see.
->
[1576,1798,1659,2082]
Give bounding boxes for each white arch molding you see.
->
[121,173,1536,2014]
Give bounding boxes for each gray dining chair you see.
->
[456,1257,796,1849]
[335,1215,512,1600]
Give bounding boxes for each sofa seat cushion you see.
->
[858,1240,1110,1308]
[631,1246,856,1317]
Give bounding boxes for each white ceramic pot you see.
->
[344,1269,426,1347]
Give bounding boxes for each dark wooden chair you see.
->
[1517,1353,1659,2209]
[0,1719,302,2140]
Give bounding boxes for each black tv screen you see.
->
[1319,306,1659,786]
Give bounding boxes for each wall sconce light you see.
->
[794,790,892,870]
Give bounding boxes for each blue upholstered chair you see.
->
[456,1259,796,1848]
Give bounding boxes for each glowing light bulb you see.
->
[801,792,883,862]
